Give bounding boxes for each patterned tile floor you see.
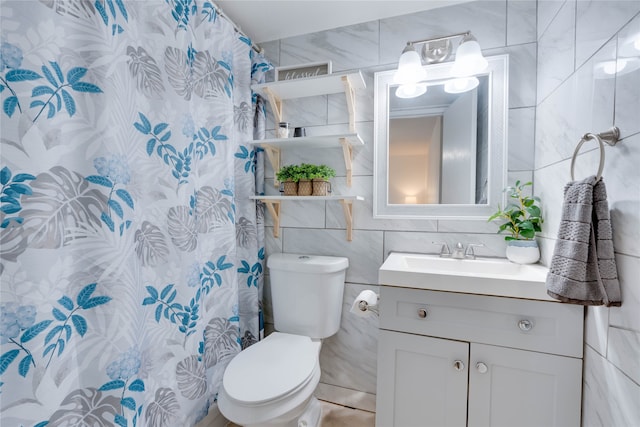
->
[225,400,375,427]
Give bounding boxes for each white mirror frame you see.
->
[373,54,509,220]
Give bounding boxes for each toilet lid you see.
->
[222,332,318,405]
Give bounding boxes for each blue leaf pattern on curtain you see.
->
[0,1,270,425]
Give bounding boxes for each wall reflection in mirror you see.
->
[388,75,488,205]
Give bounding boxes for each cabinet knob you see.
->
[518,319,533,332]
[476,362,488,374]
[417,308,428,319]
[453,360,465,371]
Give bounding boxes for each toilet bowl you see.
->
[217,253,349,427]
[217,333,322,427]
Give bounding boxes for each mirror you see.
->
[373,54,508,219]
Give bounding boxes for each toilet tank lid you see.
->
[267,253,349,274]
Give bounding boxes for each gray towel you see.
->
[546,176,621,306]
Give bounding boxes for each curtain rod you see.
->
[213,2,263,55]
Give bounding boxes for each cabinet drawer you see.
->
[379,286,584,358]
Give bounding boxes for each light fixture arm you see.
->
[401,42,416,53]
[406,31,471,49]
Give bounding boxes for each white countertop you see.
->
[379,252,558,302]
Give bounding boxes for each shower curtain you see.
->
[0,1,269,425]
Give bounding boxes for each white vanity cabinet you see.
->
[376,286,584,427]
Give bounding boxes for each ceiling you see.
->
[216,1,471,44]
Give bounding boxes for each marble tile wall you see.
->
[257,0,539,410]
[535,2,640,425]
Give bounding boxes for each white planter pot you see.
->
[506,240,540,264]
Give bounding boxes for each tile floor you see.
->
[225,400,375,427]
[318,401,375,427]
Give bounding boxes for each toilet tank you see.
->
[267,253,349,339]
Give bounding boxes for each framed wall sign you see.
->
[275,61,332,81]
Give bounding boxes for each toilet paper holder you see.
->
[350,290,380,317]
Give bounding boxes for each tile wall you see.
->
[258,0,538,411]
[535,1,640,425]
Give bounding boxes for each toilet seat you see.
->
[222,332,320,406]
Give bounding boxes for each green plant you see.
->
[303,163,336,180]
[488,180,543,241]
[297,163,316,181]
[275,164,305,182]
[277,163,336,182]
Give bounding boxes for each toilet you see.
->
[218,253,349,427]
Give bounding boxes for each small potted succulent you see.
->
[308,164,336,196]
[275,164,304,196]
[488,180,543,264]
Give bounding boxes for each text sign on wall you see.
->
[275,61,332,81]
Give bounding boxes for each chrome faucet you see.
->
[464,243,485,260]
[432,241,451,257]
[432,242,485,259]
[451,242,465,259]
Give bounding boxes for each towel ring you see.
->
[570,127,619,181]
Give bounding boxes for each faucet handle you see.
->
[464,243,485,259]
[432,241,451,256]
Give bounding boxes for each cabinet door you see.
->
[468,343,582,427]
[376,330,469,427]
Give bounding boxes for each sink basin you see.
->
[379,252,554,301]
[402,254,527,276]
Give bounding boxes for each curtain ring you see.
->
[570,133,605,181]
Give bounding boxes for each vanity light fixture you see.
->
[451,33,488,77]
[393,31,488,98]
[395,82,427,98]
[443,76,480,94]
[393,44,428,85]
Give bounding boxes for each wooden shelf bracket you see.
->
[342,75,357,133]
[339,137,354,187]
[340,198,355,242]
[262,200,281,238]
[262,144,281,187]
[263,86,283,124]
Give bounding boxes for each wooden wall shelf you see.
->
[252,71,365,132]
[249,70,366,241]
[250,133,364,187]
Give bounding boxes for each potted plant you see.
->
[290,163,313,196]
[276,164,303,196]
[309,164,336,196]
[488,180,543,264]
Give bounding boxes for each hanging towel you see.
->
[546,175,621,306]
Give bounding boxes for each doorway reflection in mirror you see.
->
[388,76,488,205]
